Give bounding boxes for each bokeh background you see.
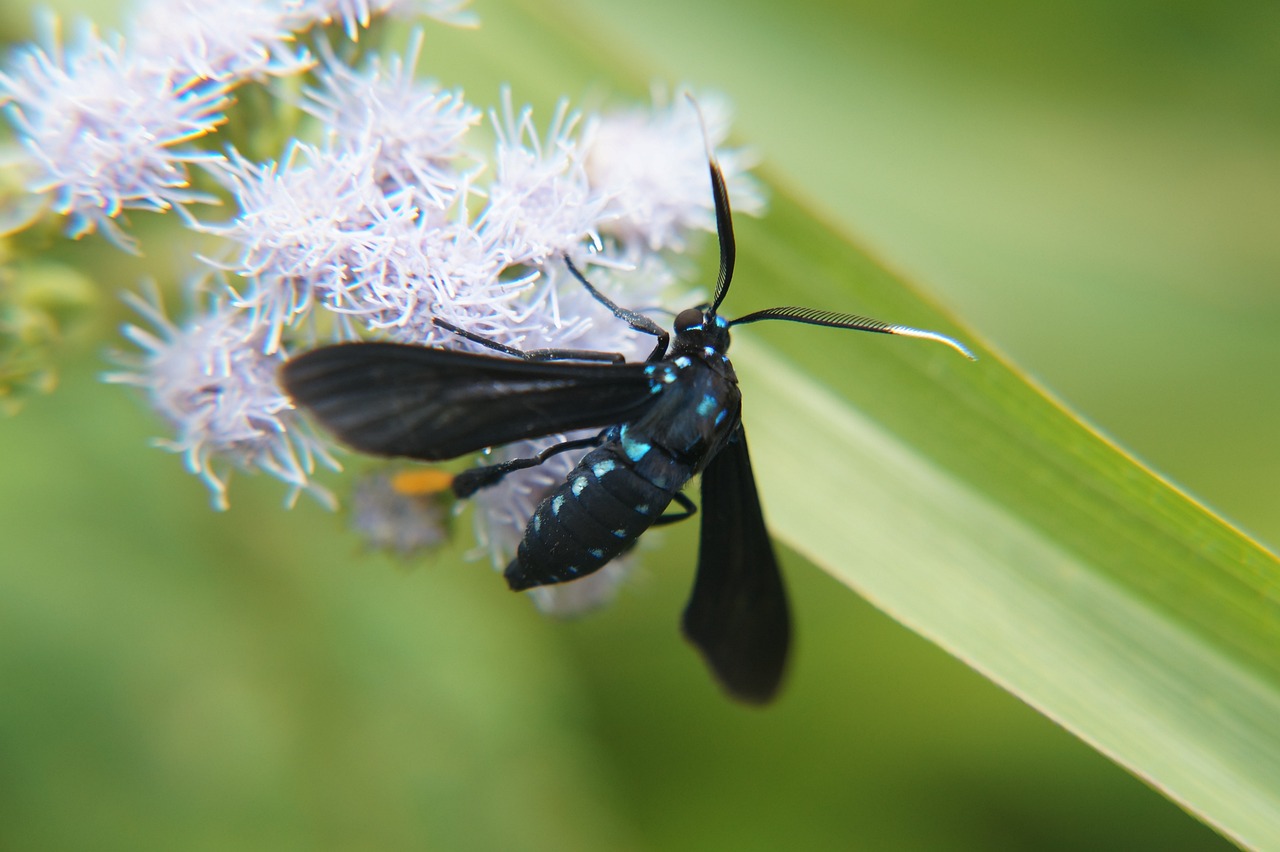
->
[2,0,1276,849]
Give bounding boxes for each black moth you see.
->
[282,129,973,704]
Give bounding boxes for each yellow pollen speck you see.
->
[391,469,455,495]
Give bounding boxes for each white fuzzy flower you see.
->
[303,31,481,208]
[0,17,228,248]
[107,287,338,510]
[585,88,764,252]
[359,208,519,344]
[129,0,313,81]
[294,0,478,40]
[477,90,611,269]
[205,142,424,351]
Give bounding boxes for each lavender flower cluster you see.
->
[0,0,763,612]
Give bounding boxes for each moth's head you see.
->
[673,306,730,354]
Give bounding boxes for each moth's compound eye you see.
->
[675,308,704,333]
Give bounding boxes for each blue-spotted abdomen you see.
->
[504,439,694,591]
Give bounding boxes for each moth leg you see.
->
[651,491,697,526]
[434,318,626,364]
[563,256,670,362]
[453,434,606,498]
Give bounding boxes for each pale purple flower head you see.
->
[108,287,338,510]
[477,89,611,270]
[129,0,313,81]
[205,142,425,352]
[361,209,517,345]
[585,87,764,252]
[203,33,495,354]
[303,31,481,208]
[0,17,229,248]
[0,0,456,249]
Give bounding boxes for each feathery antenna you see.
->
[731,306,976,360]
[685,92,736,315]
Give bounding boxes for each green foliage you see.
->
[731,198,1280,847]
[0,257,98,413]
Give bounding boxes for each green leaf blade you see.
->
[730,192,1280,847]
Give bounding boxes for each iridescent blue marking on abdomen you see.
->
[506,440,694,590]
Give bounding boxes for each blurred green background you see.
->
[2,0,1275,848]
